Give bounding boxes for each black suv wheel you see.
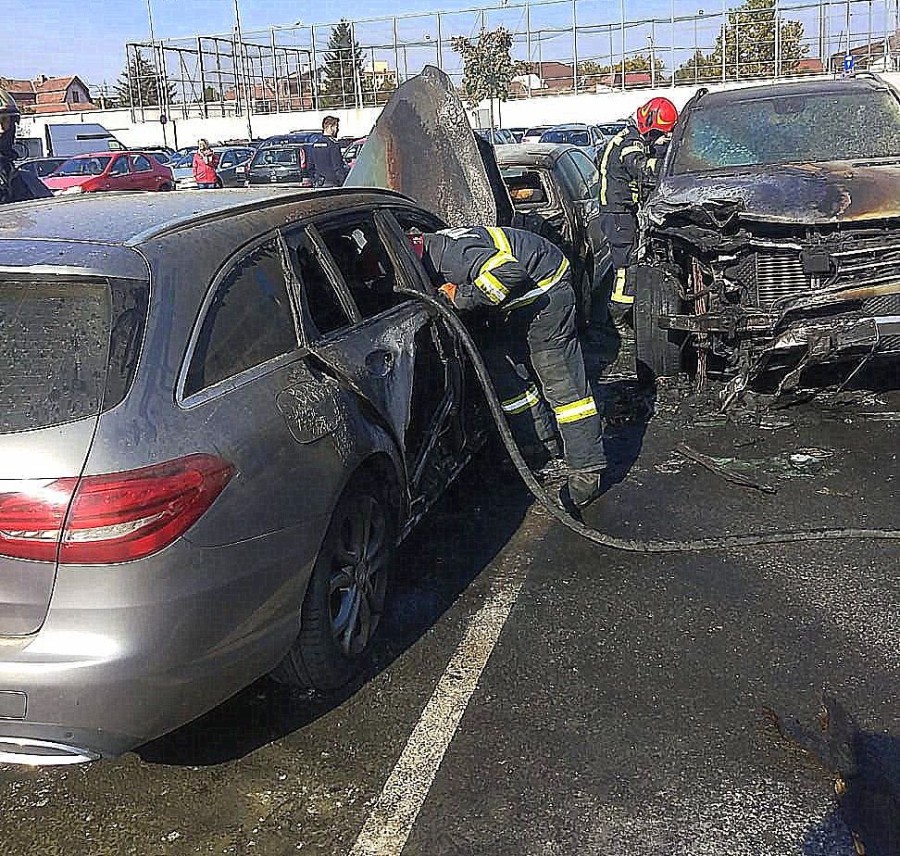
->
[633,265,683,385]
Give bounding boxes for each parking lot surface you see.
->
[1,364,897,856]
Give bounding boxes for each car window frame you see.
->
[282,224,360,342]
[131,154,153,173]
[566,149,600,199]
[554,150,590,200]
[108,155,131,177]
[305,211,413,324]
[501,165,556,211]
[177,231,305,407]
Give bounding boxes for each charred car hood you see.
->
[346,65,501,227]
[647,160,900,227]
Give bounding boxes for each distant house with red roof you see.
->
[0,75,96,114]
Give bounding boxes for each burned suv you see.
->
[636,74,900,396]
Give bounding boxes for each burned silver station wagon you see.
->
[0,188,486,764]
[635,74,900,396]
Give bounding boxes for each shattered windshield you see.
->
[672,90,900,174]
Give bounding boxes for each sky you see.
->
[5,0,478,87]
[5,0,889,91]
[6,0,726,89]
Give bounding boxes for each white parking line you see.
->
[348,573,525,856]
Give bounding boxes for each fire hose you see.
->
[401,285,900,553]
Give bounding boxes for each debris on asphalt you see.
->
[676,442,779,494]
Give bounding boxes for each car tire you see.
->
[272,468,397,692]
[574,262,593,332]
[159,182,173,192]
[214,179,223,189]
[633,265,682,385]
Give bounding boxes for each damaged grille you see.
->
[830,237,900,291]
[741,234,900,310]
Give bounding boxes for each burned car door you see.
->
[283,210,475,519]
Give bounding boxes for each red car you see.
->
[43,151,174,196]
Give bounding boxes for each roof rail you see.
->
[847,70,884,82]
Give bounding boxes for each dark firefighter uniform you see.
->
[0,158,52,203]
[420,226,607,506]
[597,123,658,310]
[0,87,52,205]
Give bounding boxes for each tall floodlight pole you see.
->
[233,0,253,142]
[145,0,167,144]
[572,0,579,92]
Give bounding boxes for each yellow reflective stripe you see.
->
[474,228,516,304]
[505,257,570,310]
[486,226,512,256]
[554,396,598,425]
[501,384,541,415]
[611,267,633,305]
[600,129,628,206]
[647,157,658,172]
[620,144,644,157]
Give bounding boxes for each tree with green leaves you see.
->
[451,26,516,122]
[577,54,666,88]
[319,20,366,109]
[675,0,807,82]
[113,50,176,109]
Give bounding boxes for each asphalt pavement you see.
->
[1,353,898,856]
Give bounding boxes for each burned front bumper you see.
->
[662,309,900,352]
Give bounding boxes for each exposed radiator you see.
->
[754,252,809,308]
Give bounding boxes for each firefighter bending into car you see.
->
[409,226,608,510]
[0,88,52,205]
[598,96,678,322]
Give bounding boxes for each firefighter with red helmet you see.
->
[597,96,678,319]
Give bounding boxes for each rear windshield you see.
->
[56,156,112,176]
[541,129,590,146]
[672,89,900,174]
[0,278,147,434]
[252,147,302,167]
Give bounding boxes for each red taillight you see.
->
[0,455,234,564]
[0,479,76,562]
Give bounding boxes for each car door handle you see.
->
[365,349,395,377]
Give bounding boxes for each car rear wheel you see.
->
[159,182,172,192]
[574,262,593,332]
[633,265,683,385]
[273,469,397,691]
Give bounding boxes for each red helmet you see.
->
[408,232,425,260]
[636,97,678,136]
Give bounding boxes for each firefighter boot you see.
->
[566,468,606,509]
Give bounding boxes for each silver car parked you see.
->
[0,187,485,764]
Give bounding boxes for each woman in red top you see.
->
[192,139,219,189]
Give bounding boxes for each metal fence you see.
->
[123,0,900,120]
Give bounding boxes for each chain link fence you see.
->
[123,0,900,120]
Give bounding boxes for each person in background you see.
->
[0,87,52,204]
[309,116,349,187]
[192,139,219,189]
